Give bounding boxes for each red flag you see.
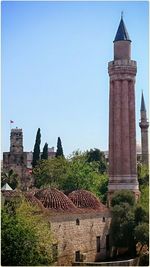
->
[10,120,14,123]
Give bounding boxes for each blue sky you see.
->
[2,1,149,156]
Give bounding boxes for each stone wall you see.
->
[3,152,32,190]
[50,211,111,266]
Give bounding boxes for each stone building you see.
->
[3,128,30,189]
[139,92,149,166]
[2,188,111,266]
[108,16,140,204]
[3,128,56,189]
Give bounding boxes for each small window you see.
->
[102,217,105,222]
[96,236,100,253]
[76,218,80,225]
[75,251,80,262]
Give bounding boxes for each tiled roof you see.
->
[68,189,108,211]
[2,188,109,214]
[34,188,78,212]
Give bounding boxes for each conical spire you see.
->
[114,16,131,42]
[141,91,146,112]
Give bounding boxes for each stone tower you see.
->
[108,16,140,204]
[3,128,28,190]
[139,92,149,166]
[10,128,23,153]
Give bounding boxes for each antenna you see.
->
[121,11,124,19]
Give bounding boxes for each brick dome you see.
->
[34,188,77,211]
[68,189,107,210]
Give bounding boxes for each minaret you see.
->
[139,92,149,166]
[108,16,140,204]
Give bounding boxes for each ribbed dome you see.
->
[34,188,77,211]
[24,191,47,211]
[68,189,106,210]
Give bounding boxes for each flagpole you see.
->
[10,120,14,132]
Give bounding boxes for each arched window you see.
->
[102,217,105,222]
[76,218,80,225]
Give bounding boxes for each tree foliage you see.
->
[62,152,100,194]
[33,150,108,203]
[86,148,107,174]
[55,137,64,158]
[1,198,54,266]
[139,185,149,212]
[1,169,19,189]
[134,223,149,245]
[33,157,68,188]
[134,205,149,225]
[32,128,41,168]
[111,190,135,207]
[137,163,149,187]
[110,189,149,258]
[110,200,135,250]
[41,142,48,160]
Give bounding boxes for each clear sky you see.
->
[2,1,149,156]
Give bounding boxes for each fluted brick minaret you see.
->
[108,16,140,204]
[139,92,149,166]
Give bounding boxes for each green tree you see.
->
[86,148,107,174]
[41,142,48,160]
[1,169,19,189]
[139,185,149,212]
[1,199,54,266]
[98,174,108,203]
[137,163,149,187]
[32,128,41,168]
[62,154,99,193]
[134,205,149,225]
[110,190,136,256]
[111,190,135,207]
[33,157,68,188]
[62,151,107,200]
[110,202,135,250]
[2,207,38,266]
[33,150,108,203]
[134,223,149,245]
[55,137,64,158]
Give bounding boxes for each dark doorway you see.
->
[96,236,100,253]
[75,250,80,262]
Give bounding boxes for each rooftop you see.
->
[114,17,131,42]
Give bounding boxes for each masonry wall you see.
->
[3,152,32,190]
[50,211,111,266]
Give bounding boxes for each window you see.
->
[96,236,100,253]
[106,235,110,251]
[76,218,80,225]
[102,217,105,222]
[52,244,58,262]
[75,251,80,262]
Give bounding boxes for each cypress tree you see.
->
[41,143,48,160]
[55,137,64,158]
[32,128,41,168]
